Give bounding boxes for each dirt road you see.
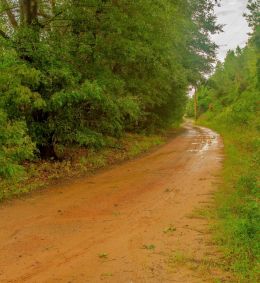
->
[0,122,227,283]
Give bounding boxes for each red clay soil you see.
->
[0,122,231,283]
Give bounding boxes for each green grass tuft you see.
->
[198,115,260,282]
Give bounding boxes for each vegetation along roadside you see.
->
[0,1,220,200]
[187,7,260,281]
[0,131,171,201]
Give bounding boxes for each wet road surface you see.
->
[0,122,228,282]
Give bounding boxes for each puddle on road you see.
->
[187,127,219,155]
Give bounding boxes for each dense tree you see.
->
[0,0,220,177]
[196,27,259,120]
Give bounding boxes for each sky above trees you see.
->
[212,0,252,61]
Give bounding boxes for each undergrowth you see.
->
[0,133,165,201]
[198,115,260,283]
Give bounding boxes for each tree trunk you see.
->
[19,0,38,25]
[38,143,57,160]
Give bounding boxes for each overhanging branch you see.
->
[1,0,18,27]
[0,29,9,39]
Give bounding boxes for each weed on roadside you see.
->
[0,134,165,202]
[101,272,113,277]
[168,250,186,267]
[187,207,214,220]
[142,244,156,251]
[98,253,108,259]
[198,118,260,282]
[163,225,176,234]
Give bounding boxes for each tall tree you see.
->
[0,0,220,173]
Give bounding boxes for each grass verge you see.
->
[0,132,167,201]
[198,115,259,283]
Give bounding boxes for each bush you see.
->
[0,110,35,178]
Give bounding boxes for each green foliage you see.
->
[0,132,164,201]
[199,121,260,282]
[244,0,260,28]
[197,22,260,282]
[186,98,195,118]
[0,110,35,178]
[0,0,219,179]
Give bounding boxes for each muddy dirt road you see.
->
[0,123,227,283]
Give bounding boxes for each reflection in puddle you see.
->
[187,128,219,155]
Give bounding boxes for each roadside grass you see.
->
[142,244,156,251]
[168,250,186,266]
[163,224,176,234]
[168,249,231,282]
[168,250,219,275]
[187,206,215,220]
[128,136,163,158]
[198,116,260,282]
[0,133,165,201]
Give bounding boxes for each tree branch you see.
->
[0,29,9,39]
[1,0,18,28]
[0,4,18,15]
[41,10,63,27]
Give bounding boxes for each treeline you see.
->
[195,2,259,280]
[0,0,219,178]
[192,0,259,120]
[194,32,259,123]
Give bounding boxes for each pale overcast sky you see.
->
[212,0,252,61]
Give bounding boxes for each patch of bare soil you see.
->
[0,122,231,282]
